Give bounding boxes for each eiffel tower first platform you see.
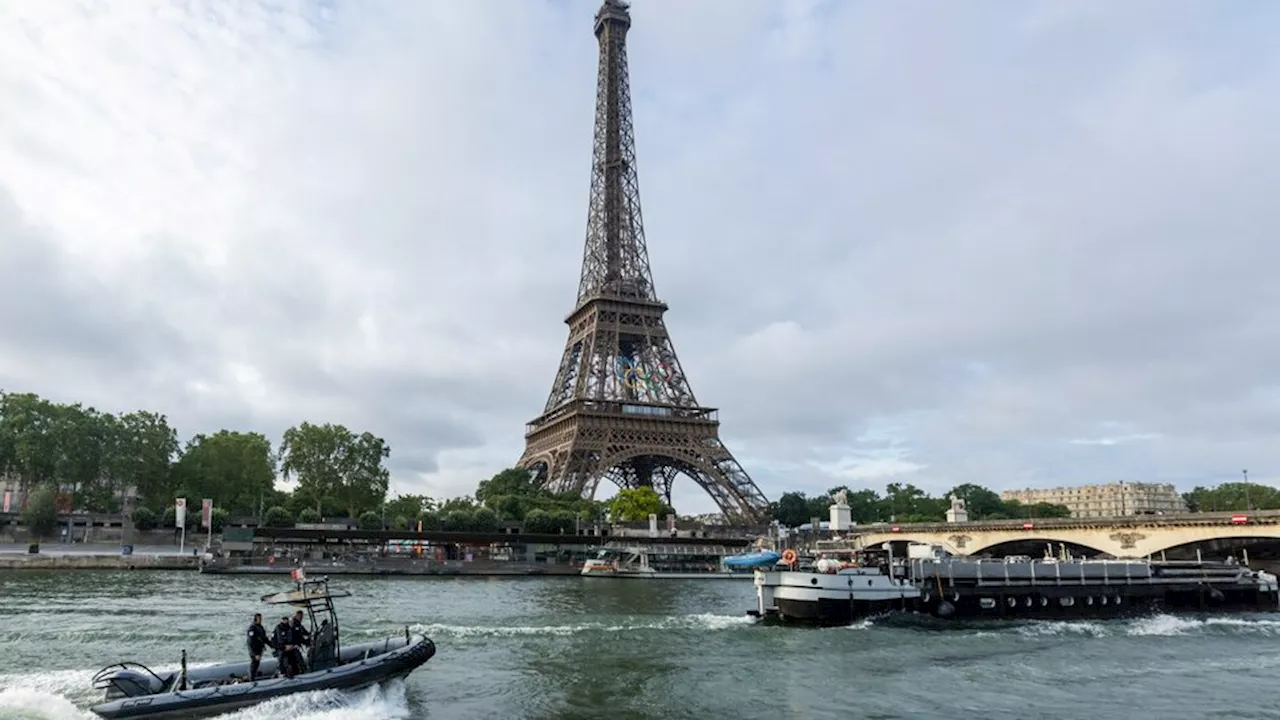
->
[517,0,771,525]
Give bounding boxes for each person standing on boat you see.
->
[246,612,274,681]
[288,610,311,675]
[273,616,296,677]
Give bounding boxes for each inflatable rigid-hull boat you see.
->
[90,632,435,720]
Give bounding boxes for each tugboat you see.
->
[88,571,436,719]
[747,543,1280,626]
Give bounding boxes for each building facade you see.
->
[1000,481,1188,518]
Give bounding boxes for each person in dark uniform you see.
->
[288,610,311,675]
[273,616,295,677]
[246,612,274,681]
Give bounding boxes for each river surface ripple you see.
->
[2,571,1280,719]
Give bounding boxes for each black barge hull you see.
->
[751,558,1280,627]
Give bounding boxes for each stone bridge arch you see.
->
[851,521,1280,559]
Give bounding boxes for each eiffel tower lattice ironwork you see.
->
[517,0,771,524]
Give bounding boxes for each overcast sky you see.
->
[1,0,1277,515]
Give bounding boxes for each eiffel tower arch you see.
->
[517,0,771,525]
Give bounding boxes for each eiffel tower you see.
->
[517,0,771,524]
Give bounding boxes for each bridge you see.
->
[842,510,1280,559]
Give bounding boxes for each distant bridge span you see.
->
[845,510,1280,558]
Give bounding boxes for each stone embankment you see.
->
[0,550,198,571]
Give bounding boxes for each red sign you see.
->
[1231,514,1248,525]
[201,499,213,528]
[890,525,901,532]
[1023,522,1035,530]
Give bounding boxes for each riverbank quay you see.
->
[205,526,755,577]
[0,544,200,570]
[201,556,585,576]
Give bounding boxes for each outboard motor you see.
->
[93,667,165,701]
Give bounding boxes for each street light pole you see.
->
[1243,469,1251,511]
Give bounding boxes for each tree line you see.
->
[10,390,1270,536]
[1182,482,1280,513]
[768,482,1074,528]
[1,391,390,532]
[2,390,678,538]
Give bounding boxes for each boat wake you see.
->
[0,672,411,720]
[399,612,755,639]
[837,611,1280,638]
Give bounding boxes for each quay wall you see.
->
[0,553,199,571]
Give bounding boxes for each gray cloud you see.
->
[0,0,1277,512]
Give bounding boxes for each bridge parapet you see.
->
[850,509,1280,535]
[840,510,1280,559]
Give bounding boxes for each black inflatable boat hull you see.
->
[90,634,435,719]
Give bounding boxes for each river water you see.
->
[2,570,1279,719]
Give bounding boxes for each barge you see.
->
[747,544,1280,626]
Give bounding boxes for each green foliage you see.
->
[173,431,276,516]
[0,391,179,512]
[384,494,434,523]
[471,507,499,532]
[358,511,382,530]
[1183,482,1280,513]
[280,422,391,517]
[470,467,605,526]
[209,507,229,533]
[21,482,58,540]
[263,506,293,528]
[522,508,576,534]
[769,482,1079,527]
[393,515,410,530]
[297,507,322,524]
[475,468,538,503]
[442,510,471,531]
[130,506,157,531]
[608,486,667,523]
[418,512,442,531]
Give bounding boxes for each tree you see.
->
[523,508,552,533]
[442,510,472,531]
[947,483,1006,520]
[263,506,293,528]
[471,507,499,532]
[608,487,667,523]
[769,492,817,527]
[384,494,434,523]
[476,468,539,504]
[279,422,391,517]
[173,431,276,515]
[130,506,157,531]
[1028,502,1072,519]
[358,511,382,530]
[22,482,58,543]
[110,410,180,511]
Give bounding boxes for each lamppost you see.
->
[1243,469,1252,511]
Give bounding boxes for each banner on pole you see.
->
[175,498,186,529]
[2,490,9,513]
[201,499,213,529]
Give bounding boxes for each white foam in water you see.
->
[406,612,754,638]
[0,668,411,720]
[1017,620,1109,638]
[214,681,411,720]
[0,687,95,720]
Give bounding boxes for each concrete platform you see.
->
[0,550,199,571]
